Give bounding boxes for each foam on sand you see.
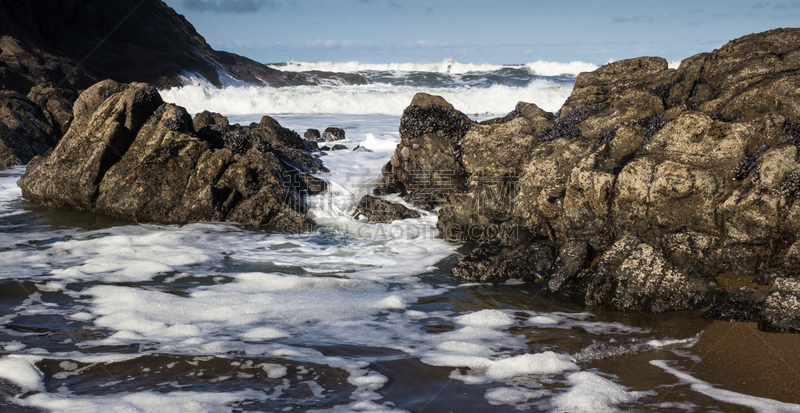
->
[651,360,800,413]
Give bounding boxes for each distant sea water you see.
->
[1,59,797,412]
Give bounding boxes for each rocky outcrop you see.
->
[353,195,420,223]
[0,0,366,91]
[18,80,324,230]
[377,28,800,326]
[0,90,59,168]
[306,127,347,143]
[0,35,98,94]
[26,83,79,137]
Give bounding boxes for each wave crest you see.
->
[161,80,573,117]
[269,59,598,77]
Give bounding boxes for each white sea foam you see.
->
[160,79,571,117]
[486,386,549,408]
[0,355,44,392]
[16,389,268,413]
[269,59,599,77]
[0,166,23,217]
[551,371,654,413]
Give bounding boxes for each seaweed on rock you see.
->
[650,72,685,106]
[711,112,746,122]
[592,126,619,152]
[785,118,800,146]
[481,102,527,125]
[400,104,472,144]
[733,144,770,181]
[537,104,602,142]
[633,111,667,147]
[224,128,271,154]
[784,171,800,197]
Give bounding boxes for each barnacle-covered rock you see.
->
[377,29,800,331]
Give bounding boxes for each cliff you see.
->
[0,0,365,93]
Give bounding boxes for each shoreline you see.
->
[689,321,800,405]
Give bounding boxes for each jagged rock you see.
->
[758,278,800,333]
[192,110,229,132]
[353,144,372,152]
[331,144,348,151]
[554,235,713,313]
[18,81,321,231]
[353,195,420,223]
[0,90,59,168]
[374,93,473,208]
[545,240,591,293]
[320,127,346,142]
[26,83,79,137]
[378,29,800,327]
[451,239,556,283]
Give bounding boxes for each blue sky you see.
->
[163,0,800,65]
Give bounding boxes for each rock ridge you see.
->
[18,80,323,230]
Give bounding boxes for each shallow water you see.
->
[2,115,799,412]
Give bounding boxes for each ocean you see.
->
[1,60,798,412]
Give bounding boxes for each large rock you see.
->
[378,29,800,328]
[18,81,324,230]
[758,278,800,333]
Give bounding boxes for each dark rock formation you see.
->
[0,35,98,94]
[18,80,324,230]
[304,129,321,141]
[321,127,346,142]
[452,239,556,283]
[0,90,59,168]
[353,195,420,223]
[759,278,800,333]
[192,110,229,131]
[378,28,800,325]
[0,0,366,91]
[353,144,372,152]
[331,144,347,151]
